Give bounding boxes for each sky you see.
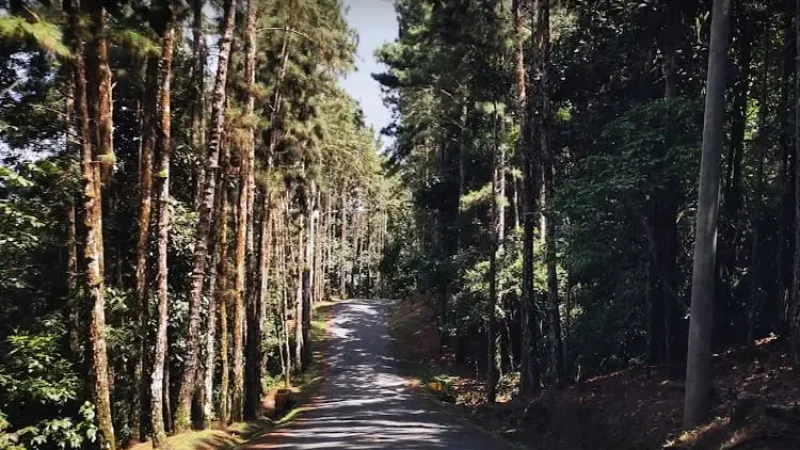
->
[339,0,398,144]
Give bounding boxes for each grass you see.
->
[129,300,340,450]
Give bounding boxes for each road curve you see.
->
[244,299,511,450]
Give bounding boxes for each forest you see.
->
[1,0,800,448]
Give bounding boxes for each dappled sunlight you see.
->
[246,300,506,449]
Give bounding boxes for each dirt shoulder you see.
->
[389,295,800,450]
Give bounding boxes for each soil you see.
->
[389,296,800,450]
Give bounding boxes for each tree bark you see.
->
[747,10,771,344]
[246,191,271,419]
[295,212,306,372]
[339,190,348,298]
[301,182,317,368]
[65,81,80,359]
[487,103,502,403]
[64,0,115,447]
[201,184,225,428]
[280,196,293,383]
[218,179,231,425]
[241,0,260,420]
[684,0,732,429]
[532,0,565,385]
[718,10,752,345]
[150,13,175,446]
[231,164,247,421]
[516,0,541,394]
[191,0,206,210]
[777,0,796,326]
[85,0,114,185]
[132,55,158,441]
[176,0,237,429]
[791,0,800,367]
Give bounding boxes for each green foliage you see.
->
[0,16,70,58]
[0,333,98,450]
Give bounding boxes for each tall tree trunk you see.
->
[241,0,260,420]
[132,56,158,441]
[201,185,225,428]
[517,0,541,394]
[64,0,115,447]
[777,0,796,325]
[66,198,80,355]
[162,354,172,434]
[487,103,502,403]
[246,190,271,419]
[718,9,752,345]
[85,0,114,186]
[295,212,306,372]
[684,0,732,429]
[532,0,565,385]
[218,179,231,425]
[65,81,81,358]
[150,14,175,447]
[176,0,237,428]
[191,0,206,210]
[280,196,293,383]
[231,166,247,422]
[315,192,325,301]
[791,0,800,367]
[339,191,348,299]
[747,11,771,344]
[301,182,317,368]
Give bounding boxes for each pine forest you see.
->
[2,0,800,449]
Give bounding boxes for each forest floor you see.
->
[128,300,340,450]
[389,295,800,450]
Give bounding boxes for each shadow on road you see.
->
[244,299,507,450]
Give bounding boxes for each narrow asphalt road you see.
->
[245,299,511,450]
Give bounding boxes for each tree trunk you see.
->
[246,191,271,419]
[176,0,237,429]
[132,55,158,441]
[280,196,293,383]
[791,0,800,367]
[487,103,502,403]
[241,0,259,420]
[64,81,81,358]
[777,0,796,326]
[218,181,231,425]
[231,166,247,422]
[150,14,175,446]
[747,11,771,344]
[66,198,80,355]
[339,191,348,298]
[85,0,114,186]
[64,0,115,447]
[295,212,306,372]
[532,0,565,385]
[718,10,752,345]
[201,184,225,428]
[191,0,206,210]
[684,0,732,429]
[315,192,325,301]
[517,0,541,394]
[301,182,317,368]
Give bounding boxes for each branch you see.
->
[256,27,313,42]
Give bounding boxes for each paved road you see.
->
[246,299,510,450]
